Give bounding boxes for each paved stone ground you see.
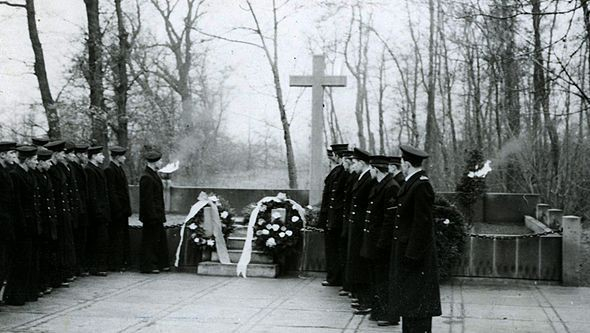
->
[1,272,589,332]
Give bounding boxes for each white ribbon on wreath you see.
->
[236,192,306,278]
[174,191,231,267]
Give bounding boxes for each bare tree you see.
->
[84,0,108,147]
[0,0,61,139]
[200,0,299,188]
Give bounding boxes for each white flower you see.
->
[272,212,282,220]
[259,205,267,212]
[266,223,272,230]
[258,218,266,225]
[281,226,287,231]
[188,223,197,230]
[279,232,286,238]
[206,239,215,246]
[291,216,300,223]
[443,219,450,225]
[272,224,280,231]
[220,211,229,219]
[193,237,201,243]
[262,229,270,235]
[276,192,287,200]
[256,230,263,236]
[266,237,276,247]
[285,230,293,236]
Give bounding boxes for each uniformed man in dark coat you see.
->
[105,146,132,271]
[359,155,401,326]
[71,144,89,275]
[4,146,40,305]
[63,142,84,276]
[46,140,77,285]
[389,145,441,333]
[0,141,17,300]
[344,148,376,314]
[318,143,348,287]
[85,146,111,276]
[36,148,60,293]
[139,150,170,273]
[339,149,358,296]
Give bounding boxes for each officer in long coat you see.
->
[389,145,441,333]
[4,146,39,305]
[0,142,17,295]
[73,144,90,274]
[139,150,170,273]
[105,146,132,271]
[339,150,358,296]
[85,146,111,276]
[344,148,376,313]
[36,148,60,292]
[45,140,77,285]
[318,143,348,287]
[360,155,401,325]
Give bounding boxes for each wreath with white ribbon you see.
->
[236,192,306,277]
[174,192,233,267]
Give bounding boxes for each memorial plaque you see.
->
[271,208,287,223]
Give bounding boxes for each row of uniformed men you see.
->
[0,139,169,307]
[318,144,441,333]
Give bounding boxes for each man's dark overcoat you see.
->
[139,166,169,271]
[389,170,442,318]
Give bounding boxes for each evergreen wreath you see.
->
[186,193,235,249]
[434,196,466,281]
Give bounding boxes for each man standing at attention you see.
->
[105,146,132,272]
[389,145,441,333]
[85,146,110,277]
[139,150,170,273]
[318,143,348,287]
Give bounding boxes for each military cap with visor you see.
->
[352,148,371,162]
[0,141,17,152]
[44,140,65,152]
[145,150,162,162]
[16,145,38,158]
[400,145,429,165]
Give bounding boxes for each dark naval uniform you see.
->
[105,160,132,270]
[0,148,17,290]
[344,166,376,306]
[70,160,89,274]
[4,160,39,305]
[389,169,441,332]
[85,161,111,274]
[341,169,359,292]
[36,164,61,289]
[318,163,346,285]
[139,164,169,272]
[360,173,400,322]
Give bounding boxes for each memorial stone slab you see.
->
[547,208,563,229]
[536,203,550,222]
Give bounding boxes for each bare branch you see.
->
[0,1,25,8]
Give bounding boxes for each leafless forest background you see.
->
[1,0,590,219]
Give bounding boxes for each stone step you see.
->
[211,249,273,264]
[197,261,278,278]
[232,216,246,225]
[230,225,249,237]
[226,236,254,249]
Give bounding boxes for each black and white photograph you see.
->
[1,0,590,332]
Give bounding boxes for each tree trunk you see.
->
[25,0,61,139]
[84,0,107,147]
[424,0,439,166]
[113,0,129,147]
[532,0,559,176]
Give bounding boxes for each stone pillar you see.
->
[536,203,550,222]
[547,209,563,229]
[562,215,581,286]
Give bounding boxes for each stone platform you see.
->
[2,272,590,332]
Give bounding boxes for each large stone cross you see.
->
[290,54,347,206]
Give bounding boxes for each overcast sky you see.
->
[0,0,422,154]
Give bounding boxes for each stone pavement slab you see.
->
[1,272,590,332]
